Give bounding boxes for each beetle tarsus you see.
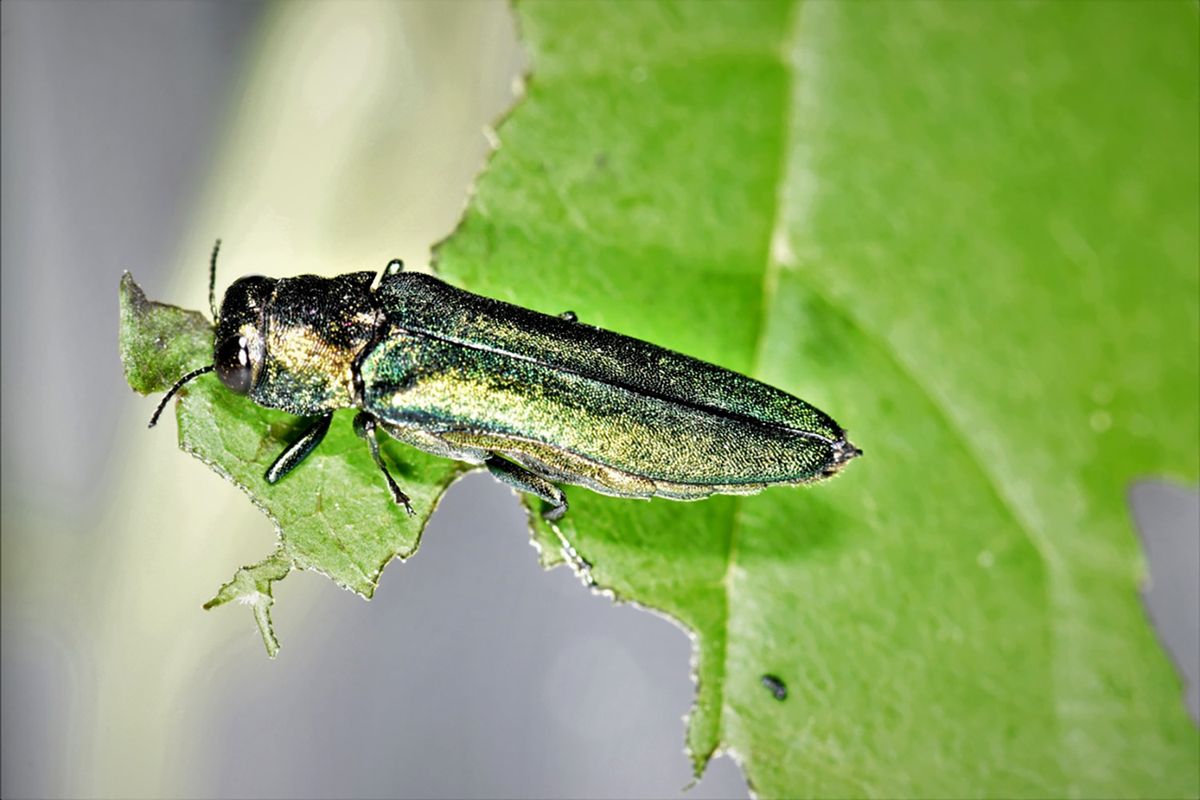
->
[355,411,415,515]
[484,455,568,521]
[265,412,333,484]
[543,500,568,522]
[387,480,415,516]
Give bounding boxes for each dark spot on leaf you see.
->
[761,673,787,701]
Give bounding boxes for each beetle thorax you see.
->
[248,272,382,415]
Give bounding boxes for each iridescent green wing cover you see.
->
[362,272,853,493]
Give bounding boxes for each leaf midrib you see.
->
[712,0,1068,789]
[712,0,803,782]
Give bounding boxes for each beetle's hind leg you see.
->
[266,412,333,484]
[485,456,592,583]
[485,455,568,521]
[354,411,414,515]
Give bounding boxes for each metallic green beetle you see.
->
[151,243,861,520]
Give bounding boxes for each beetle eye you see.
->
[215,335,255,394]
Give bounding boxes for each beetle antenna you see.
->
[148,364,214,428]
[209,238,222,321]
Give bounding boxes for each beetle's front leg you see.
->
[265,412,333,484]
[353,411,414,515]
[484,455,568,521]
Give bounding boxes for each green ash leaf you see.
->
[433,1,1200,797]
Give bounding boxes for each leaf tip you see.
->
[118,271,151,320]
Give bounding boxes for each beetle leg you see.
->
[558,310,578,322]
[484,455,568,521]
[265,412,333,484]
[354,411,414,515]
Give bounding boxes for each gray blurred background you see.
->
[1,2,1195,798]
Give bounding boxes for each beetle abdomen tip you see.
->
[823,436,862,476]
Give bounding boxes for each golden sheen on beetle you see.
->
[150,243,861,520]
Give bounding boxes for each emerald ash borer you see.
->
[150,242,861,520]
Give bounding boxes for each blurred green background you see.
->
[1,2,1195,798]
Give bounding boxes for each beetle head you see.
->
[214,275,274,395]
